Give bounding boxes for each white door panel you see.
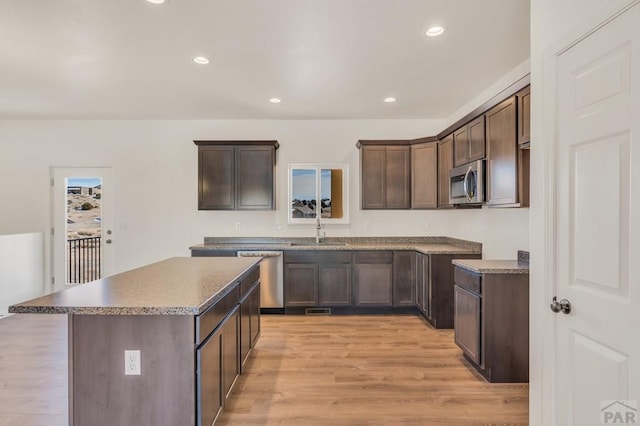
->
[554,3,639,425]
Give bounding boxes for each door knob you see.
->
[105,239,112,244]
[550,296,571,314]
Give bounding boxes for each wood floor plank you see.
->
[0,314,528,425]
[219,315,529,426]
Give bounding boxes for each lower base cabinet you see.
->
[453,266,529,383]
[197,327,222,426]
[196,266,261,426]
[353,251,393,306]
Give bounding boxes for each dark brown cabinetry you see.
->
[197,326,223,426]
[240,281,260,371]
[423,254,481,329]
[195,263,260,426]
[517,86,530,147]
[195,141,278,211]
[284,263,318,306]
[318,264,352,306]
[284,251,352,308]
[393,251,416,306]
[454,285,481,364]
[415,252,430,317]
[221,307,239,400]
[438,135,454,209]
[486,97,520,206]
[411,142,438,209]
[359,143,411,209]
[453,266,529,383]
[453,116,485,167]
[353,251,393,306]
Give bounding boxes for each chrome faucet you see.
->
[315,215,325,244]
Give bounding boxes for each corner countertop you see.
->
[190,236,482,255]
[452,259,530,274]
[9,257,260,316]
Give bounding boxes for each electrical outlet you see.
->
[124,350,141,376]
[235,222,241,230]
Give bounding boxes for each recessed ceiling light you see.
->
[384,97,397,103]
[426,26,445,37]
[146,0,166,4]
[269,98,282,104]
[192,56,210,65]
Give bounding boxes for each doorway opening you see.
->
[65,177,102,283]
[52,167,113,291]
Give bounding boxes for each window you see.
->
[288,164,349,224]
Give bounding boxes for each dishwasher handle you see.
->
[236,251,283,258]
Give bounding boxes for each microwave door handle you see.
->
[463,166,472,201]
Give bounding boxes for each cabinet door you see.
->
[361,146,386,209]
[467,116,486,162]
[353,263,393,306]
[419,254,430,317]
[318,264,352,306]
[454,285,481,365]
[486,96,518,206]
[222,308,239,401]
[235,146,275,210]
[415,253,424,311]
[385,146,411,209]
[199,146,235,210]
[453,126,469,167]
[284,264,318,306]
[197,329,222,426]
[517,86,531,146]
[393,251,416,306]
[438,135,453,208]
[411,143,438,209]
[250,283,260,346]
[239,296,251,369]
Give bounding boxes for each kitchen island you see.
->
[9,256,261,426]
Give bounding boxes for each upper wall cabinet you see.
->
[485,97,522,207]
[438,134,454,209]
[453,115,485,167]
[358,142,411,210]
[411,141,438,209]
[195,141,278,210]
[517,86,531,148]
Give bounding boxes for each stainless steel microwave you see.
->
[449,160,485,205]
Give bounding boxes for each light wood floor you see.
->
[0,314,528,426]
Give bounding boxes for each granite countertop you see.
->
[452,259,530,274]
[190,236,482,255]
[9,257,260,315]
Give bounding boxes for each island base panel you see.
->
[69,314,196,426]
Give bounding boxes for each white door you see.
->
[52,167,114,291]
[553,3,639,425]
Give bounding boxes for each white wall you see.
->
[0,67,531,288]
[0,233,44,314]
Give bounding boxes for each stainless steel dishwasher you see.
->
[236,251,284,313]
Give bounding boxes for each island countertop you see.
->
[9,257,260,315]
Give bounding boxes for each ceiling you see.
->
[0,0,530,120]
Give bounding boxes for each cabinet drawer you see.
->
[353,251,393,264]
[454,266,481,294]
[240,265,260,299]
[196,284,240,345]
[285,251,351,264]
